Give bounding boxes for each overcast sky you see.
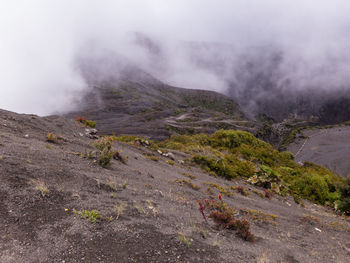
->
[1,0,350,114]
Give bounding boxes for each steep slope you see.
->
[1,109,349,262]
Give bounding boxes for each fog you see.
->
[2,0,350,116]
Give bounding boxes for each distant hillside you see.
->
[67,56,252,139]
[132,34,350,125]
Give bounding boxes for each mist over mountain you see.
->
[78,34,350,124]
[2,0,350,124]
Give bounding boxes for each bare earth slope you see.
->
[288,126,350,177]
[1,109,350,262]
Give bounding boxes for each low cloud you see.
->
[1,0,350,117]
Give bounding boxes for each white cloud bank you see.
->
[1,0,350,114]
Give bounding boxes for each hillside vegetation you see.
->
[120,130,350,214]
[1,109,350,262]
[67,79,255,141]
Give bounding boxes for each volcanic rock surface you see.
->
[0,109,349,262]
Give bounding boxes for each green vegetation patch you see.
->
[155,129,349,213]
[74,209,101,223]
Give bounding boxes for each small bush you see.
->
[198,199,254,242]
[93,136,115,168]
[98,148,114,168]
[178,232,191,247]
[85,120,96,128]
[75,209,100,223]
[166,160,175,165]
[76,116,96,128]
[93,136,114,152]
[175,179,200,190]
[182,173,197,180]
[144,154,159,161]
[76,116,86,123]
[47,132,58,143]
[32,179,50,197]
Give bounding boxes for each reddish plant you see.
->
[197,200,208,223]
[218,194,222,201]
[197,198,255,242]
[76,116,86,123]
[209,210,233,227]
[264,189,272,199]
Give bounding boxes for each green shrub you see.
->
[93,136,114,151]
[98,148,114,168]
[47,132,58,143]
[155,129,347,209]
[337,178,350,214]
[76,209,100,223]
[85,120,96,128]
[93,136,115,168]
[292,174,329,204]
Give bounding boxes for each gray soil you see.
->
[288,126,350,177]
[1,109,350,263]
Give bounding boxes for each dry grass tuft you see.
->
[32,179,50,197]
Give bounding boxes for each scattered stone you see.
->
[163,152,175,160]
[85,128,98,139]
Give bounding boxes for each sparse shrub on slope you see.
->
[47,132,58,143]
[156,129,348,212]
[198,198,255,242]
[93,136,115,168]
[76,116,96,128]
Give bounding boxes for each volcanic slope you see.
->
[0,109,350,262]
[67,57,254,140]
[288,125,350,177]
[67,81,254,140]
